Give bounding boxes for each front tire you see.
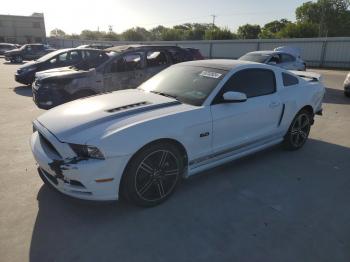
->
[14,55,23,63]
[284,109,312,150]
[121,142,184,207]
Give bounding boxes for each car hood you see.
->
[18,61,37,70]
[36,89,186,142]
[35,66,90,81]
[4,48,20,55]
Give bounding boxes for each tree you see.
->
[237,24,261,39]
[296,0,350,37]
[121,27,151,41]
[204,27,237,40]
[50,28,66,38]
[277,22,319,38]
[80,30,106,40]
[259,19,291,39]
[159,28,184,41]
[149,25,168,40]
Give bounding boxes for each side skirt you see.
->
[187,137,284,177]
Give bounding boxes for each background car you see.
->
[30,60,325,206]
[239,46,306,71]
[344,72,350,97]
[32,45,204,109]
[0,43,18,55]
[15,48,108,85]
[4,44,56,63]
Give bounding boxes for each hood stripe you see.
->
[56,101,182,141]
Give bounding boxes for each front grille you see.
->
[106,101,150,113]
[38,132,61,158]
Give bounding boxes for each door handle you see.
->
[269,101,281,108]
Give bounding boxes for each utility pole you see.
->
[211,14,217,27]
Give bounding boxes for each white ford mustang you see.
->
[30,60,325,206]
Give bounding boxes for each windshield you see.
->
[36,49,67,62]
[239,53,271,63]
[138,65,227,106]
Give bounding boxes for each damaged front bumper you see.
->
[30,121,129,201]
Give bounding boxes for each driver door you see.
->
[103,52,145,92]
[211,68,283,154]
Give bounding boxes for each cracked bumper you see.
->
[30,130,129,201]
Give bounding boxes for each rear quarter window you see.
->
[282,72,299,86]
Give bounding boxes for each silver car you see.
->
[239,49,306,71]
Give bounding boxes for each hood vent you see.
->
[106,101,151,113]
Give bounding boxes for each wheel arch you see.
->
[118,138,189,198]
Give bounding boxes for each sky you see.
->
[1,0,313,35]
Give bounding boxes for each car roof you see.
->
[178,59,259,70]
[106,44,183,53]
[247,50,295,56]
[0,43,16,46]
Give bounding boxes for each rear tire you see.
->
[283,109,312,150]
[345,91,350,98]
[121,142,184,207]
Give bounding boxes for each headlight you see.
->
[69,144,105,160]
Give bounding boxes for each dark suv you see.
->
[5,44,55,63]
[15,48,108,85]
[32,45,203,109]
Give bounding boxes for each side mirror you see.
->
[268,61,277,65]
[222,91,247,102]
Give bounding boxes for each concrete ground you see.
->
[0,59,349,262]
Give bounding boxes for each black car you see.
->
[0,43,17,55]
[15,48,107,85]
[32,45,203,109]
[4,44,56,63]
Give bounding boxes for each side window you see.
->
[146,50,168,67]
[68,50,80,62]
[282,73,299,86]
[58,52,68,62]
[26,45,32,51]
[281,53,295,63]
[167,49,186,63]
[49,57,57,64]
[110,53,142,73]
[222,69,276,98]
[269,55,281,64]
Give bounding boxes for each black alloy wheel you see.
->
[122,143,184,207]
[284,109,312,150]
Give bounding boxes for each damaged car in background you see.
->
[30,60,325,206]
[15,48,108,86]
[239,46,306,71]
[32,45,203,109]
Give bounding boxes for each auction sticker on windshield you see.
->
[199,71,222,79]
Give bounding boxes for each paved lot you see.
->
[0,58,349,262]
